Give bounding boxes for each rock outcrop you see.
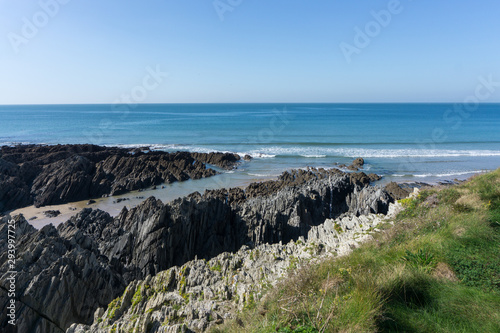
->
[69,202,403,333]
[384,182,411,201]
[0,213,125,333]
[189,152,241,170]
[1,168,393,333]
[347,157,364,170]
[0,144,241,212]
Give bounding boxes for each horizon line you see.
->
[1,101,500,106]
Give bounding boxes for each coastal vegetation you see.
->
[216,169,500,332]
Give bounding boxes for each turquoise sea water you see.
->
[1,103,500,188]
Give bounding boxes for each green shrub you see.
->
[401,248,436,272]
[131,286,142,308]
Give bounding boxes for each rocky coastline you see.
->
[69,202,403,333]
[0,156,412,333]
[0,144,242,213]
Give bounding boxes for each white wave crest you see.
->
[241,146,500,158]
[106,144,500,159]
[300,154,327,158]
[393,170,488,178]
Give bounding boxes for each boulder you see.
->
[384,182,411,201]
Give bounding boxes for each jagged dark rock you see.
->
[43,210,61,218]
[0,144,242,212]
[352,157,364,168]
[340,157,365,171]
[384,182,411,201]
[190,152,241,169]
[367,173,382,182]
[0,214,125,333]
[347,157,364,170]
[0,158,32,213]
[0,168,390,333]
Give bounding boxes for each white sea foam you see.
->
[433,170,487,177]
[238,152,276,159]
[248,173,273,177]
[0,141,33,146]
[392,170,487,178]
[242,147,500,159]
[300,154,327,158]
[107,144,500,159]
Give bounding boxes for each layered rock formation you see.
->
[69,202,403,333]
[0,213,125,333]
[0,144,241,213]
[0,168,391,333]
[384,182,411,201]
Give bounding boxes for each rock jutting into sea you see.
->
[0,167,393,333]
[0,144,241,213]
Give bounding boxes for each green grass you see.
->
[210,261,222,272]
[214,169,500,333]
[131,286,142,308]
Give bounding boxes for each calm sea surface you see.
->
[1,103,500,189]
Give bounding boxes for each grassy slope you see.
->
[215,169,500,333]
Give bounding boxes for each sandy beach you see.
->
[9,172,270,229]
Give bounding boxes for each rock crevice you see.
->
[1,168,391,333]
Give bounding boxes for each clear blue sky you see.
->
[0,0,499,104]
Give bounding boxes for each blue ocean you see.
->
[1,103,500,189]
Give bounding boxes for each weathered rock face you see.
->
[0,144,241,212]
[95,169,391,283]
[0,214,125,333]
[384,182,411,201]
[0,159,32,213]
[190,152,241,170]
[1,168,392,333]
[69,202,404,333]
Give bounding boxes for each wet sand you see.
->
[9,172,272,229]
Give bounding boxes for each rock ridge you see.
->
[69,201,403,333]
[1,168,391,333]
[0,144,241,213]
